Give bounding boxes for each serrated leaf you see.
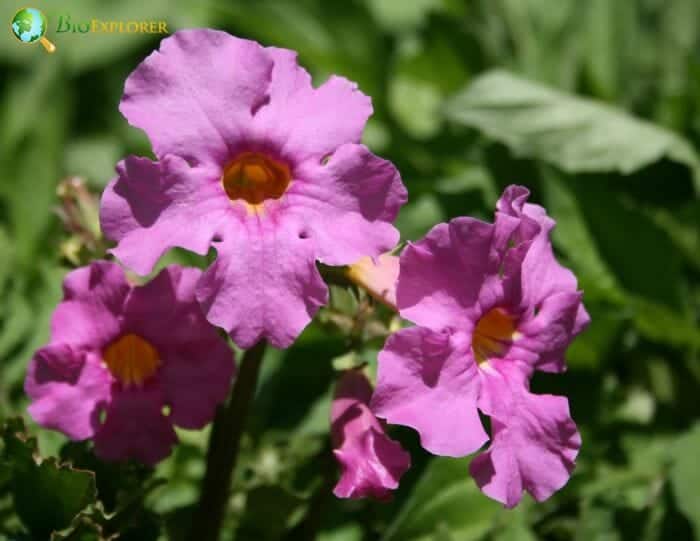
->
[60,441,154,515]
[51,511,113,541]
[445,70,700,190]
[1,418,97,539]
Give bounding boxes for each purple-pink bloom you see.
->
[371,185,589,507]
[25,262,234,465]
[331,370,410,500]
[347,253,400,309]
[100,29,407,349]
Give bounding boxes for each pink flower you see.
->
[347,253,400,309]
[100,29,407,349]
[371,185,589,507]
[331,370,410,500]
[25,262,234,465]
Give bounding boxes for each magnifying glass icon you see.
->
[11,7,56,53]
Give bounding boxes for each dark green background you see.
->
[1,1,699,540]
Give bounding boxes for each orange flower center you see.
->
[472,308,518,364]
[222,152,291,205]
[103,333,160,386]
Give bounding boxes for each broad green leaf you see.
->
[445,71,700,190]
[1,418,96,539]
[669,423,700,536]
[631,297,700,349]
[572,183,684,309]
[383,457,500,541]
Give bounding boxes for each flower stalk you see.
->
[190,340,267,541]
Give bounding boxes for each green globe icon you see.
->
[10,7,56,53]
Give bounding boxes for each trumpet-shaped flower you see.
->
[100,29,407,348]
[25,262,234,465]
[371,185,589,507]
[331,370,410,500]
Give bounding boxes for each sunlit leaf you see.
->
[383,457,499,541]
[445,70,700,189]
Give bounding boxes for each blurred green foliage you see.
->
[1,0,699,539]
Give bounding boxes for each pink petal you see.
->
[123,266,235,429]
[332,371,410,500]
[251,48,372,163]
[123,266,228,349]
[196,213,328,348]
[94,386,177,466]
[516,292,587,372]
[471,361,580,507]
[50,262,130,349]
[286,144,406,266]
[120,29,273,166]
[26,349,112,440]
[397,218,502,330]
[347,254,400,309]
[372,327,488,457]
[101,155,231,276]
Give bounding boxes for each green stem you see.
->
[189,340,267,541]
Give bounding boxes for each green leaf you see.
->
[445,70,700,190]
[383,457,500,541]
[50,512,111,541]
[541,170,624,304]
[631,297,700,349]
[60,441,154,515]
[1,418,97,539]
[571,182,684,309]
[669,423,700,536]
